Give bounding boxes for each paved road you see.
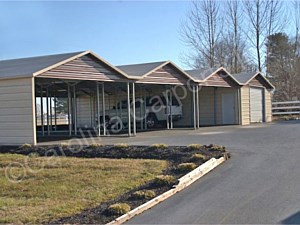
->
[123,121,300,224]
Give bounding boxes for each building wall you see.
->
[240,86,250,125]
[0,77,36,145]
[199,87,215,126]
[173,87,193,127]
[198,87,239,126]
[264,89,272,122]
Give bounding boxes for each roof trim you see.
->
[245,71,275,89]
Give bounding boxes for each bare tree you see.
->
[227,0,241,73]
[293,0,300,49]
[181,0,222,68]
[221,0,252,73]
[243,0,284,72]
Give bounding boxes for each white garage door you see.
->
[250,87,263,123]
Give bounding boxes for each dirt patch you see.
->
[0,144,229,224]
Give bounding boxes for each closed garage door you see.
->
[250,87,264,123]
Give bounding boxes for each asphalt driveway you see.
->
[123,121,300,224]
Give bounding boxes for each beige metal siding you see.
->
[240,86,250,125]
[265,89,272,122]
[77,95,94,128]
[173,88,193,127]
[0,78,36,145]
[199,87,215,126]
[248,76,264,87]
[204,72,239,87]
[248,74,273,89]
[37,55,130,82]
[136,64,191,85]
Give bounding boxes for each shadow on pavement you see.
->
[281,211,300,224]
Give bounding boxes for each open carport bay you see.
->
[75,83,197,133]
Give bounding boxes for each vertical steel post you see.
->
[193,86,196,129]
[40,86,44,136]
[120,89,123,130]
[73,85,77,136]
[54,91,57,131]
[166,87,170,130]
[46,88,50,135]
[170,88,173,129]
[196,85,200,129]
[49,93,53,131]
[96,82,101,137]
[144,94,147,130]
[140,87,143,130]
[132,83,136,136]
[102,83,106,136]
[114,86,119,124]
[67,84,72,136]
[127,82,131,136]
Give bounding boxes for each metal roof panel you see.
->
[0,51,85,79]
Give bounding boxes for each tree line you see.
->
[181,0,300,101]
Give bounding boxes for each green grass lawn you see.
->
[0,154,167,224]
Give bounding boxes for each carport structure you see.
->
[186,67,242,127]
[0,50,275,145]
[0,51,143,145]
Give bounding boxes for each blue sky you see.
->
[0,1,192,68]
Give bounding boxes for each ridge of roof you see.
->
[117,61,168,77]
[185,67,220,81]
[232,71,275,89]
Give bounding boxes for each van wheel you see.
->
[146,114,157,128]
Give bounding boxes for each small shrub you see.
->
[28,152,40,158]
[151,143,168,149]
[210,145,225,151]
[114,143,129,149]
[153,175,176,187]
[187,144,203,150]
[131,190,156,200]
[90,143,103,149]
[191,153,206,161]
[177,163,197,172]
[107,203,131,215]
[20,143,32,150]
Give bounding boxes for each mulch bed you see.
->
[0,144,229,224]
